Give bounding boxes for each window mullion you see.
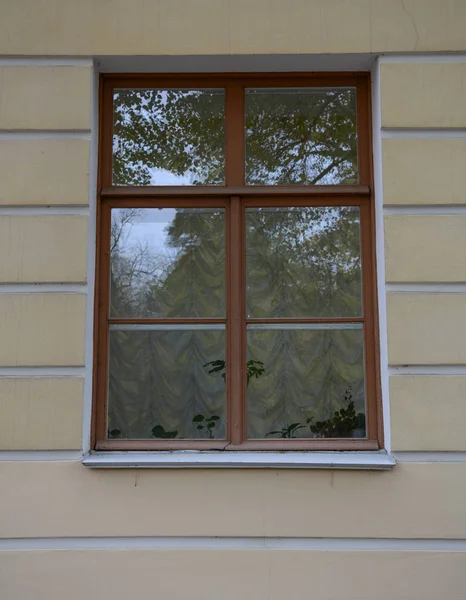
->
[225,83,245,186]
[227,196,245,444]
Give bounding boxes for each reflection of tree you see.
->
[246,207,361,318]
[245,89,357,185]
[110,209,163,317]
[113,88,357,186]
[113,90,225,185]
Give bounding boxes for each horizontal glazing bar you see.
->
[109,318,226,325]
[247,322,363,331]
[110,323,226,331]
[246,317,364,324]
[101,185,370,197]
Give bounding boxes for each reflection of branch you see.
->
[111,208,142,252]
[310,150,351,185]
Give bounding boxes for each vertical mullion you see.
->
[226,81,246,443]
[225,83,245,186]
[228,196,245,444]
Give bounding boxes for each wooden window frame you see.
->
[92,72,383,452]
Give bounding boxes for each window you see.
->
[93,73,382,451]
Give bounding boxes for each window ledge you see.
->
[82,450,396,470]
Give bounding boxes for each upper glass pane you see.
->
[113,89,225,185]
[246,206,362,318]
[245,87,358,185]
[110,208,226,318]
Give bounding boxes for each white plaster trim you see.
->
[0,57,93,67]
[394,452,466,463]
[386,283,466,293]
[82,65,99,454]
[82,450,395,470]
[0,367,86,377]
[1,536,465,552]
[0,451,82,462]
[379,53,466,63]
[0,130,91,140]
[371,57,391,453]
[381,128,466,138]
[0,283,87,294]
[384,205,466,215]
[389,365,466,376]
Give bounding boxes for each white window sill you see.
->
[82,450,396,470]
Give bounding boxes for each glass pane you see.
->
[113,89,225,185]
[245,87,357,185]
[110,208,225,318]
[246,325,366,439]
[246,206,362,318]
[107,326,226,440]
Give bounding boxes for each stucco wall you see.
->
[1,1,466,598]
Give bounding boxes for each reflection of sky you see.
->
[120,208,222,254]
[124,209,175,254]
[149,168,191,186]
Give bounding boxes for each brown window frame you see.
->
[93,72,383,452]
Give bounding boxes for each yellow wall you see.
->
[0,0,465,55]
[0,2,466,598]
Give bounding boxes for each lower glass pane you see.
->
[246,325,366,439]
[107,326,226,440]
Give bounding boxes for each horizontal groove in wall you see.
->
[1,536,466,552]
[0,451,82,462]
[0,366,86,377]
[379,53,466,63]
[0,206,89,215]
[0,57,93,66]
[394,452,466,463]
[0,130,91,140]
[389,365,466,375]
[386,283,466,293]
[381,128,466,138]
[0,284,87,294]
[384,205,466,215]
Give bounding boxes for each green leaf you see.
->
[288,423,301,430]
[192,414,205,423]
[108,429,122,439]
[152,424,178,439]
[151,425,166,438]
